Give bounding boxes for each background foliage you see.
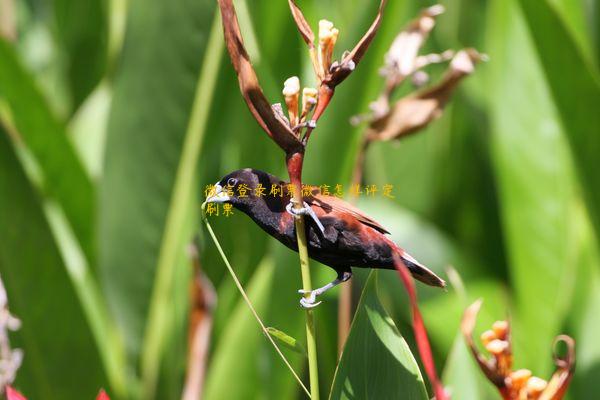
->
[0,0,599,398]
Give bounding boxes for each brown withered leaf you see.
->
[288,0,314,48]
[461,300,507,389]
[326,0,387,86]
[218,0,303,154]
[367,49,483,142]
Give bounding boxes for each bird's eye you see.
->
[227,178,238,187]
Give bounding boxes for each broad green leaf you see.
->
[572,268,600,396]
[566,208,600,397]
[99,0,215,364]
[203,257,277,400]
[487,0,579,373]
[0,130,107,399]
[140,11,223,398]
[442,336,498,400]
[515,0,600,244]
[52,0,109,109]
[329,271,428,400]
[0,39,95,262]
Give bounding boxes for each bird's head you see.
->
[205,168,280,209]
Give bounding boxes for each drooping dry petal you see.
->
[218,0,303,154]
[327,0,387,86]
[538,335,575,400]
[461,300,507,388]
[367,48,485,142]
[383,5,445,79]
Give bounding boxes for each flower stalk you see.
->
[218,0,387,397]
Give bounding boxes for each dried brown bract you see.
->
[350,5,486,186]
[461,300,576,400]
[367,49,486,142]
[217,0,303,154]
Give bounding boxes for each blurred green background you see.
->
[1,0,599,398]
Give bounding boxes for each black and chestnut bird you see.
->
[205,168,445,308]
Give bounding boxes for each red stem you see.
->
[393,253,448,400]
[303,84,334,145]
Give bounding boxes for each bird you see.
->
[205,168,445,308]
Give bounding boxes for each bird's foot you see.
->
[298,289,323,309]
[286,200,325,233]
[292,120,317,132]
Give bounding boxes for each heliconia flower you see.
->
[287,0,386,88]
[461,300,576,400]
[217,0,387,155]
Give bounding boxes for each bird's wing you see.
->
[305,189,391,235]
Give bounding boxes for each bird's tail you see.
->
[397,249,446,289]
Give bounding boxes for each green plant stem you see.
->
[287,151,320,400]
[203,217,311,398]
[293,212,320,400]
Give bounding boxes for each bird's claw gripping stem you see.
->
[292,120,317,132]
[286,200,325,233]
[296,271,351,309]
[298,289,323,309]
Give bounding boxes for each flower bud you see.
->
[492,320,509,340]
[318,19,339,75]
[526,376,547,397]
[485,339,509,355]
[480,330,496,346]
[301,87,318,121]
[283,77,300,126]
[509,369,532,391]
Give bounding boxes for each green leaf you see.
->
[0,38,95,263]
[52,0,108,109]
[329,271,428,400]
[515,0,600,244]
[0,130,107,399]
[487,0,579,373]
[442,336,498,400]
[266,327,307,356]
[99,0,216,365]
